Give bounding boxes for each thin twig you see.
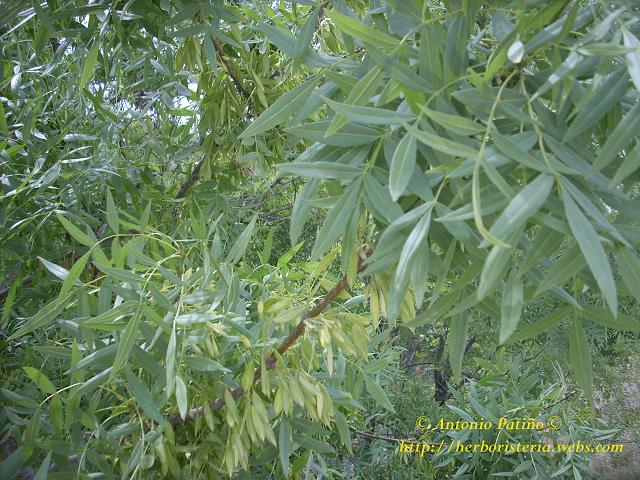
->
[404,361,443,369]
[175,156,205,200]
[523,340,551,363]
[349,427,407,444]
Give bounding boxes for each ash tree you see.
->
[1,0,639,478]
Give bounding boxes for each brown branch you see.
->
[168,252,369,425]
[213,38,250,99]
[349,427,407,444]
[175,156,205,200]
[403,361,442,369]
[174,36,254,202]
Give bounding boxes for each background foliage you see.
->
[1,0,640,478]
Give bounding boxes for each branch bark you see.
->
[174,156,205,200]
[213,38,250,99]
[168,252,369,425]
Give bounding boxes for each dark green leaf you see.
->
[448,313,469,381]
[389,132,417,201]
[500,271,523,344]
[570,320,594,404]
[563,188,617,315]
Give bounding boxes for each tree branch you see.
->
[174,36,254,201]
[213,38,250,99]
[174,155,205,200]
[349,427,407,444]
[168,252,369,425]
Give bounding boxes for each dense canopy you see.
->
[1,0,640,478]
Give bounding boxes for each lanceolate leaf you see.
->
[569,320,594,404]
[38,257,71,282]
[323,97,415,125]
[59,250,91,300]
[500,270,523,344]
[227,214,258,265]
[532,51,583,100]
[481,174,554,248]
[448,313,469,382]
[239,78,319,138]
[622,28,640,91]
[363,174,403,224]
[311,179,362,259]
[507,306,571,344]
[389,132,417,201]
[592,103,640,172]
[278,162,361,180]
[285,121,382,146]
[478,227,523,300]
[279,418,291,477]
[389,210,431,318]
[327,10,400,49]
[418,105,485,136]
[9,292,75,340]
[79,41,100,90]
[290,179,318,245]
[534,244,586,297]
[615,246,640,305]
[492,131,549,172]
[106,189,119,234]
[610,143,640,186]
[326,66,383,136]
[110,309,141,379]
[23,367,57,394]
[583,306,640,333]
[364,375,394,412]
[562,187,617,315]
[401,120,477,157]
[562,69,628,142]
[56,213,95,246]
[125,369,166,425]
[175,376,188,420]
[294,8,319,66]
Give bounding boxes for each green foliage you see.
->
[1,0,640,478]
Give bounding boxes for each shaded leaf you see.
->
[364,375,394,412]
[500,271,523,344]
[125,369,166,425]
[592,103,640,172]
[448,313,469,381]
[569,320,594,404]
